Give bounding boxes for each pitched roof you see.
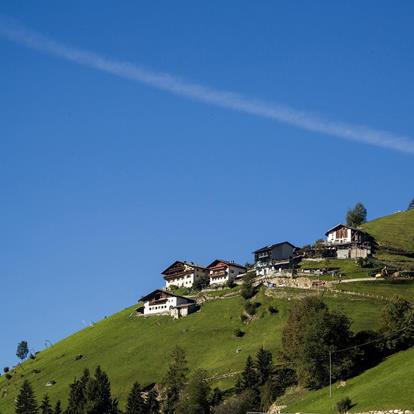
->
[325,224,366,236]
[139,289,196,303]
[206,259,246,270]
[161,260,207,275]
[253,241,296,254]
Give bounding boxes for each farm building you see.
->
[139,289,196,318]
[207,259,246,286]
[162,260,208,289]
[253,241,297,276]
[325,224,372,259]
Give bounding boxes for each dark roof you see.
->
[139,289,196,304]
[325,224,366,236]
[161,260,207,275]
[206,259,246,270]
[253,241,296,254]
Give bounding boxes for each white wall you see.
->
[165,272,195,289]
[143,296,178,315]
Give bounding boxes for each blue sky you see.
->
[1,1,413,367]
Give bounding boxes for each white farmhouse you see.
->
[325,224,372,259]
[207,260,246,286]
[162,261,208,289]
[139,289,196,318]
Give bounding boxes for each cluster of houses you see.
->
[139,223,373,317]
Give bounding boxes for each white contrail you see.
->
[1,16,414,154]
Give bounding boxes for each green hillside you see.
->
[283,347,414,412]
[1,210,413,413]
[0,290,382,413]
[363,209,414,269]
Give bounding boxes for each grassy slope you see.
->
[363,209,414,268]
[284,347,414,413]
[336,279,414,302]
[0,290,381,414]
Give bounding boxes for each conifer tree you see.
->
[85,366,114,414]
[40,394,53,414]
[145,389,160,414]
[175,369,211,414]
[66,369,90,414]
[125,382,146,414]
[54,401,62,414]
[16,380,38,414]
[160,346,189,414]
[235,355,259,393]
[255,347,273,385]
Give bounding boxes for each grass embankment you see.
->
[283,347,414,413]
[363,209,414,269]
[0,289,382,414]
[335,279,414,302]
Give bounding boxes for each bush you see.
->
[226,278,236,289]
[268,305,278,314]
[336,396,352,413]
[29,353,36,360]
[3,367,9,373]
[5,373,12,380]
[234,328,245,338]
[240,314,248,323]
[244,301,260,316]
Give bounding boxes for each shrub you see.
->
[240,314,248,323]
[336,396,352,413]
[3,367,9,373]
[244,301,260,316]
[234,328,245,338]
[226,278,236,289]
[29,353,36,360]
[268,305,278,314]
[5,373,12,380]
[240,273,258,300]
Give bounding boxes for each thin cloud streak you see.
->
[1,17,414,154]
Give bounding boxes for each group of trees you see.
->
[231,347,295,412]
[280,295,414,390]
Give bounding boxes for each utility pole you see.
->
[329,350,332,398]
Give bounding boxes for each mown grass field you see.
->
[336,279,414,302]
[283,347,414,413]
[0,289,382,414]
[363,209,414,269]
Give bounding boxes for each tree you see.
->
[16,380,38,414]
[125,383,146,414]
[40,394,53,414]
[145,389,160,414]
[209,388,223,407]
[346,202,367,227]
[255,347,273,385]
[85,366,114,414]
[66,369,90,414]
[54,401,62,414]
[193,273,210,291]
[176,369,211,414]
[235,355,259,393]
[381,296,414,352]
[240,273,257,300]
[16,341,29,361]
[160,346,189,414]
[408,198,414,211]
[260,368,296,411]
[213,390,257,414]
[281,296,355,389]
